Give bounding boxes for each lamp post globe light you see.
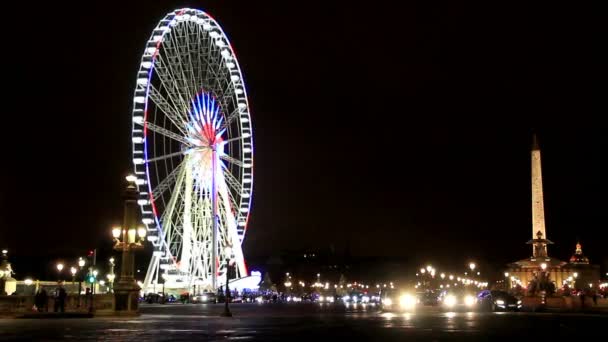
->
[70,267,77,292]
[107,258,116,293]
[56,263,64,281]
[112,175,147,314]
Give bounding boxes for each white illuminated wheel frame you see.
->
[131,8,253,291]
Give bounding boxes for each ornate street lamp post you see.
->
[221,247,235,317]
[0,250,12,295]
[112,175,147,314]
[107,258,116,293]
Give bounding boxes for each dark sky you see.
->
[0,1,604,274]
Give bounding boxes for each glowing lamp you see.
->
[138,227,147,239]
[112,227,122,239]
[128,228,136,243]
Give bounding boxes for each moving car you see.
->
[477,290,522,311]
[439,288,478,311]
[380,289,418,312]
[192,292,217,304]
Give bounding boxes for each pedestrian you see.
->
[39,288,48,312]
[58,286,67,313]
[34,289,43,312]
[592,291,598,306]
[53,286,61,312]
[579,290,586,309]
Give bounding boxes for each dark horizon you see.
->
[0,1,605,278]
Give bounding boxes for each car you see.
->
[477,290,522,311]
[192,292,217,304]
[380,289,418,312]
[439,289,478,311]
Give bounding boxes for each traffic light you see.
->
[86,249,97,265]
[88,275,95,284]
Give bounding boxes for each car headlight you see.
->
[382,297,393,306]
[444,295,456,307]
[399,294,416,309]
[464,295,475,307]
[202,295,208,301]
[342,295,350,302]
[319,296,324,302]
[352,296,358,303]
[517,300,522,305]
[495,300,505,305]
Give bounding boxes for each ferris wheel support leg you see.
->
[211,146,218,291]
[181,165,193,273]
[143,254,159,293]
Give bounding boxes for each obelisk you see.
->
[530,134,548,257]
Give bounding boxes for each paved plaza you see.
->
[1,303,606,341]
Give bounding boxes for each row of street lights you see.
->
[53,256,116,294]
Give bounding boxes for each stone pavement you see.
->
[1,303,607,341]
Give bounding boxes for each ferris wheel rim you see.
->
[130,7,254,253]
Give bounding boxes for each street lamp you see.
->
[540,263,547,271]
[111,174,148,314]
[108,257,116,293]
[469,263,476,272]
[221,246,234,317]
[56,263,64,281]
[70,267,77,292]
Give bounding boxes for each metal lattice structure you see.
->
[130,8,253,292]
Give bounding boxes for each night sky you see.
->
[0,1,604,276]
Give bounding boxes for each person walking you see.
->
[592,290,598,306]
[34,289,43,312]
[39,288,48,312]
[58,286,67,313]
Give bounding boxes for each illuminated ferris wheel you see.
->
[130,8,253,291]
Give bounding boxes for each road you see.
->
[1,303,606,341]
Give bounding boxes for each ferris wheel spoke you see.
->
[166,27,197,102]
[145,121,192,147]
[221,167,242,196]
[220,107,240,131]
[147,150,184,163]
[154,55,192,117]
[148,83,189,134]
[220,155,243,167]
[152,160,185,200]
[221,135,248,145]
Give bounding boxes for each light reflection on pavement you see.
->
[0,303,606,341]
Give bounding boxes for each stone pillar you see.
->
[113,180,142,315]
